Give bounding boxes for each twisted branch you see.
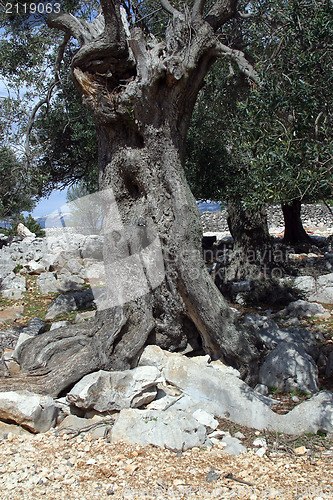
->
[160,0,184,18]
[214,42,260,84]
[192,0,206,19]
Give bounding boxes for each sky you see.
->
[31,189,69,217]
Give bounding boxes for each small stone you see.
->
[173,479,186,486]
[253,437,267,447]
[294,446,307,455]
[106,488,114,495]
[254,384,269,396]
[206,468,220,483]
[291,395,300,403]
[208,430,227,439]
[234,431,245,439]
[86,458,96,465]
[256,447,267,457]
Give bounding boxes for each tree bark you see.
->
[227,200,270,251]
[0,1,263,396]
[214,199,271,284]
[282,199,311,245]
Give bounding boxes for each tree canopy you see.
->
[186,0,333,208]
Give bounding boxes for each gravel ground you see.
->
[1,432,332,500]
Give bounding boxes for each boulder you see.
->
[312,273,333,304]
[1,274,26,299]
[80,236,104,260]
[25,260,46,275]
[0,256,15,280]
[45,294,76,319]
[281,391,333,434]
[139,346,276,430]
[139,346,333,435]
[63,258,83,275]
[0,390,57,433]
[258,341,319,394]
[0,421,32,438]
[17,223,35,239]
[45,289,94,320]
[56,414,112,439]
[37,272,60,294]
[57,275,85,292]
[111,408,208,451]
[37,272,84,295]
[67,366,162,412]
[50,320,70,330]
[192,409,218,432]
[294,274,333,304]
[22,317,46,336]
[0,306,24,325]
[284,300,327,318]
[74,310,96,323]
[243,313,318,359]
[84,261,106,280]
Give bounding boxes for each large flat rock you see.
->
[111,408,208,451]
[139,346,333,435]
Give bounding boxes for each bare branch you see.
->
[25,34,70,171]
[47,12,104,46]
[315,111,324,139]
[24,89,53,171]
[55,33,70,78]
[321,197,333,219]
[214,42,260,84]
[205,0,238,31]
[100,0,128,43]
[237,11,252,19]
[47,13,87,45]
[160,0,183,18]
[192,0,206,19]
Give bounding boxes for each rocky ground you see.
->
[1,430,332,500]
[0,204,333,499]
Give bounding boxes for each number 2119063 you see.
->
[5,3,61,14]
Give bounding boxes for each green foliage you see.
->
[242,279,305,307]
[9,213,46,237]
[34,64,99,196]
[0,146,37,218]
[13,264,23,274]
[186,0,332,208]
[0,1,99,200]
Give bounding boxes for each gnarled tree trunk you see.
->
[282,199,311,244]
[0,0,263,396]
[225,199,271,281]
